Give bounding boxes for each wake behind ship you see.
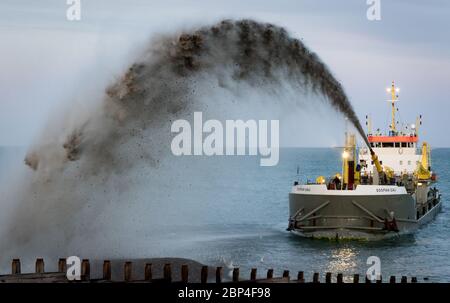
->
[288,82,442,240]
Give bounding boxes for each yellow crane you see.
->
[416,142,431,180]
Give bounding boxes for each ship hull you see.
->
[288,185,441,240]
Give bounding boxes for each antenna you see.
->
[415,115,422,137]
[386,81,400,134]
[366,114,372,135]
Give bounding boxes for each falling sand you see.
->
[2,19,369,261]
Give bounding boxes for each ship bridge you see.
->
[359,81,422,176]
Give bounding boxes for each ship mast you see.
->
[387,81,400,135]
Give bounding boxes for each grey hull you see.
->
[288,192,442,240]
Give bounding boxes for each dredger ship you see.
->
[288,82,442,240]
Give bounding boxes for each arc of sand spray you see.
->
[25,19,372,171]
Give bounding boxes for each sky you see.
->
[0,0,449,147]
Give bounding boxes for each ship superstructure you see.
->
[288,82,441,240]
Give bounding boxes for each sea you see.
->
[0,147,449,282]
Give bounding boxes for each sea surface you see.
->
[0,147,449,282]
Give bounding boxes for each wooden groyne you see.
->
[0,258,419,283]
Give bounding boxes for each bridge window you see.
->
[383,142,394,147]
[370,142,382,148]
[400,160,403,165]
[402,142,407,148]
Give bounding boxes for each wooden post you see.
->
[411,277,417,283]
[103,260,112,281]
[144,263,152,281]
[325,272,332,283]
[250,268,257,281]
[282,270,290,281]
[297,271,304,283]
[163,263,172,282]
[81,259,90,280]
[353,274,359,283]
[390,276,396,284]
[232,268,239,282]
[201,266,208,283]
[35,258,44,273]
[337,273,343,283]
[124,262,132,282]
[401,276,407,283]
[58,258,67,273]
[216,267,223,283]
[313,272,320,283]
[267,269,274,279]
[181,264,189,283]
[12,259,21,274]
